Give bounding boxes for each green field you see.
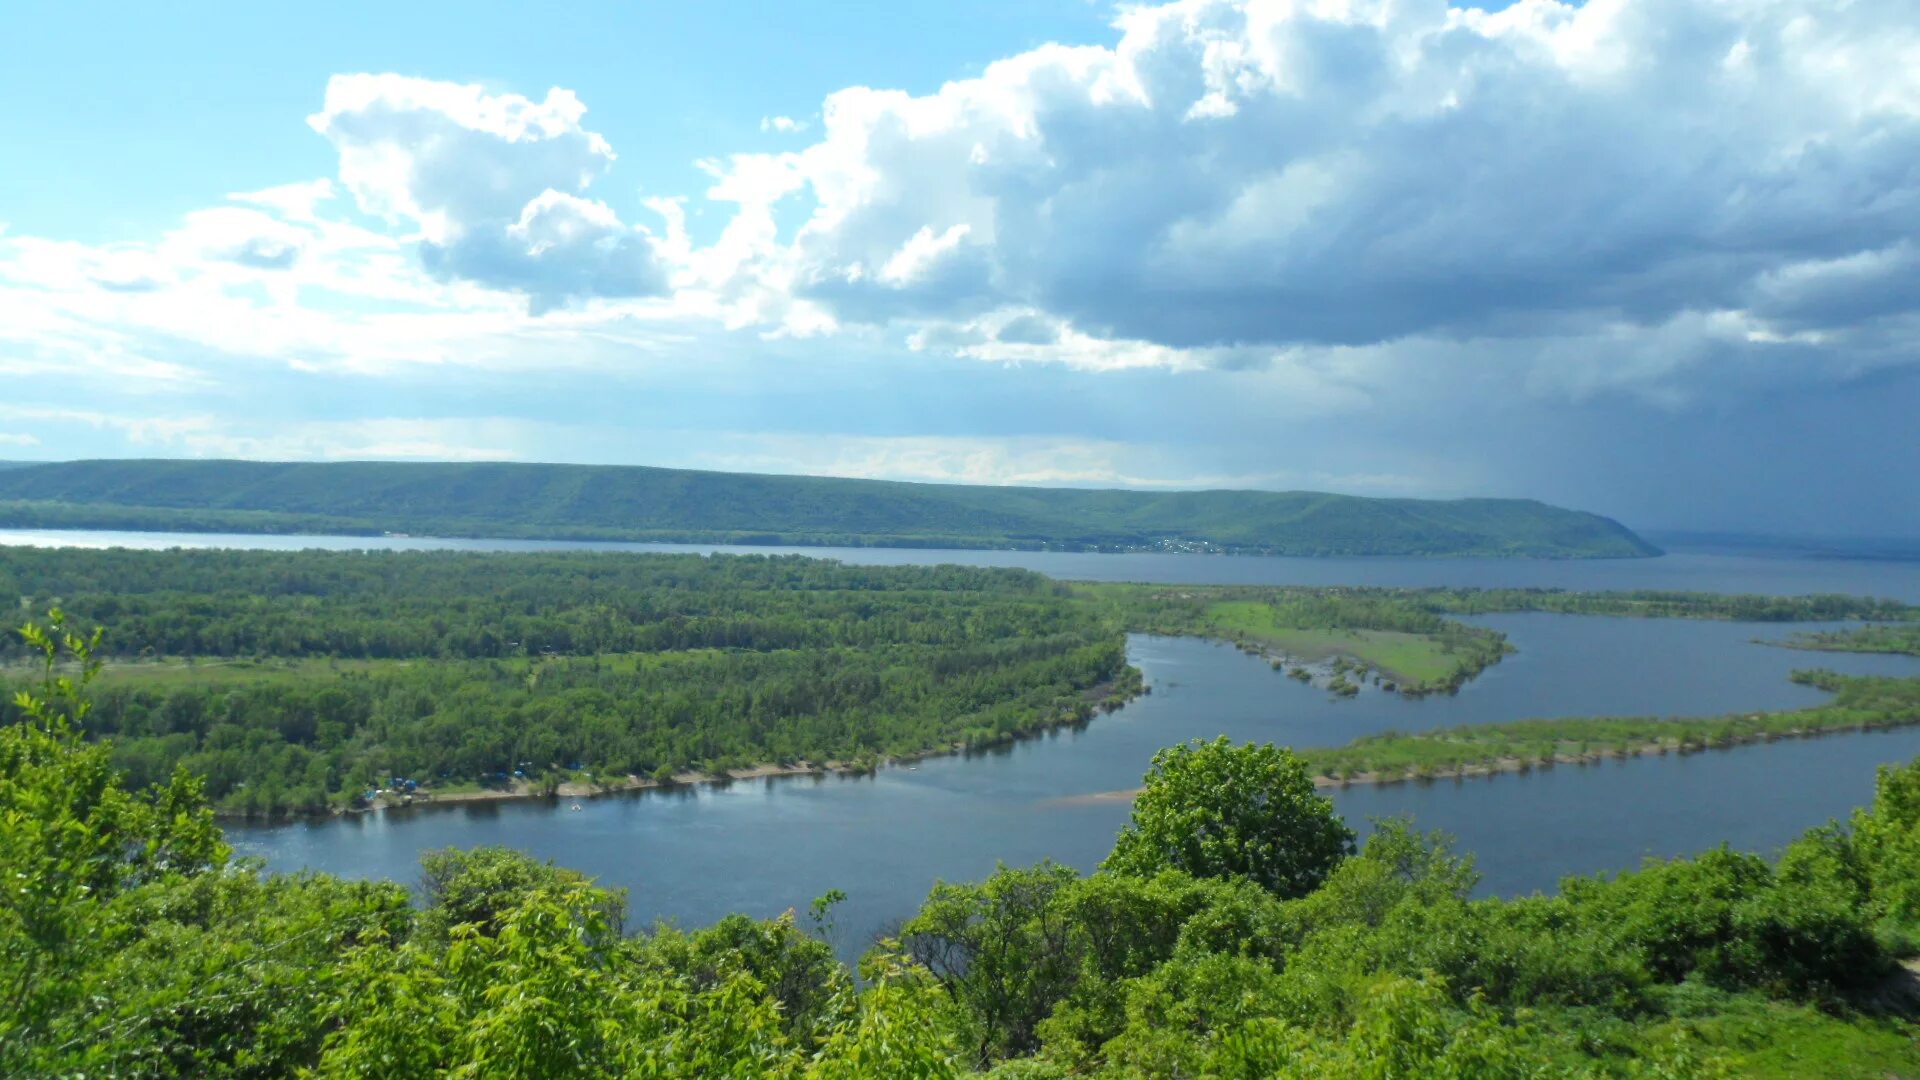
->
[1075,583,1513,693]
[1203,599,1469,686]
[1668,996,1920,1079]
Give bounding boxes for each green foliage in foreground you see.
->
[1300,669,1920,783]
[1102,737,1354,897]
[3,625,1919,1077]
[0,457,1661,556]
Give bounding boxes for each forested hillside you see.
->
[0,458,1660,556]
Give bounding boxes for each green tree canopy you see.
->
[1102,736,1355,898]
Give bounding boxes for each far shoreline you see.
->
[0,522,1662,561]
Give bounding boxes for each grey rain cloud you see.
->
[720,0,1920,368]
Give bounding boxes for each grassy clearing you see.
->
[1070,583,1511,693]
[1657,994,1920,1078]
[1206,600,1462,685]
[1300,670,1920,783]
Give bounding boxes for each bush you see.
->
[1103,737,1355,898]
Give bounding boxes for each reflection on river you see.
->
[230,618,1920,957]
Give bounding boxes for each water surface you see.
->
[21,528,1920,951]
[230,621,1920,956]
[6,528,1920,600]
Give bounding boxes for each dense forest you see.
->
[5,634,1918,1076]
[0,550,1134,816]
[0,547,1110,661]
[52,642,1129,818]
[0,458,1661,556]
[6,548,1917,818]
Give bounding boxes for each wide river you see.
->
[10,529,1920,955]
[7,526,1920,600]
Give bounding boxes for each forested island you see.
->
[1298,669,1920,784]
[3,547,1917,818]
[5,623,1919,1076]
[1777,622,1920,657]
[0,457,1661,557]
[0,550,1135,815]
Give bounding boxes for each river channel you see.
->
[227,618,1920,955]
[15,528,1919,954]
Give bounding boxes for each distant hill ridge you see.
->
[0,459,1660,558]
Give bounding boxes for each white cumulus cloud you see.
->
[2,0,1918,493]
[695,0,1920,389]
[309,74,670,312]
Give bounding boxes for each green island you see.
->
[0,548,1137,816]
[5,547,1917,819]
[1776,622,1920,657]
[0,457,1661,556]
[1075,582,1515,694]
[1413,587,1920,622]
[6,620,1920,1077]
[1298,669,1920,784]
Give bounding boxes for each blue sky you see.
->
[0,2,1112,243]
[2,0,1917,536]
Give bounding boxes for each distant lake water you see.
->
[16,528,1920,954]
[6,527,1920,600]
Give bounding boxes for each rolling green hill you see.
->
[0,458,1659,557]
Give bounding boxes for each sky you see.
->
[2,0,1917,537]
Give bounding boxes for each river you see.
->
[5,527,1920,600]
[13,527,1920,955]
[225,619,1920,958]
